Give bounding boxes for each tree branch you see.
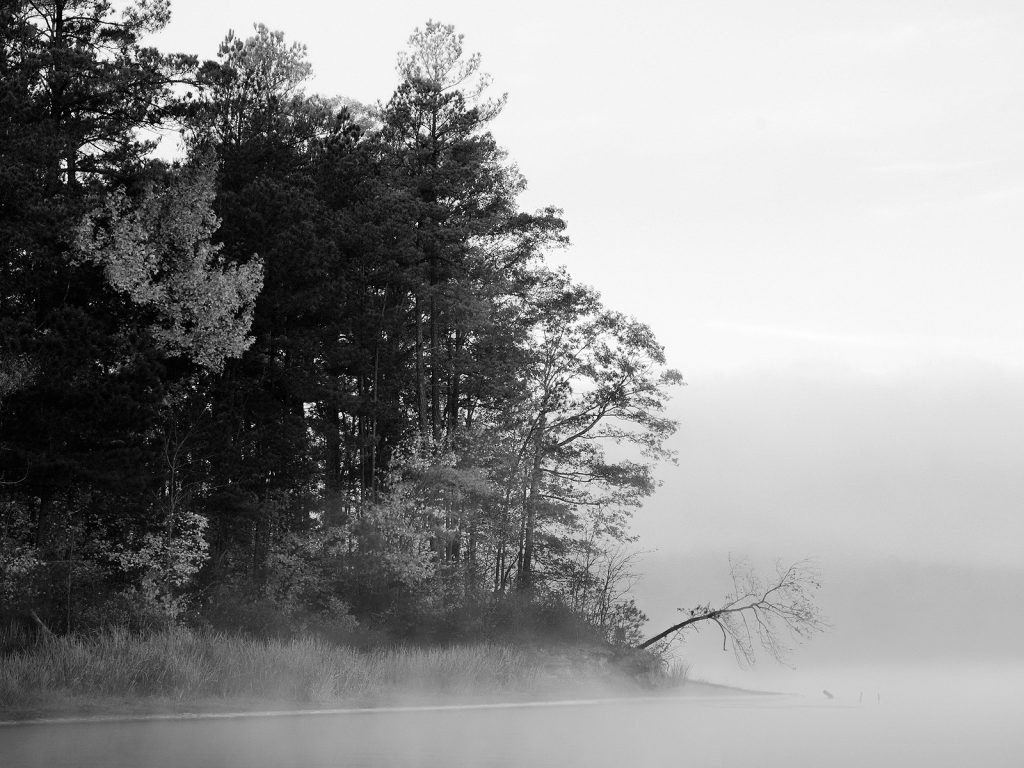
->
[636,558,828,663]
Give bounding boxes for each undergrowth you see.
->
[0,627,661,715]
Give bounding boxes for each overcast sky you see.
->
[153,1,1024,681]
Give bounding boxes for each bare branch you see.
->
[637,558,828,666]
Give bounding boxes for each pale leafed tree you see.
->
[0,354,36,405]
[75,160,263,372]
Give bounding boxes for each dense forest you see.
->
[0,1,683,648]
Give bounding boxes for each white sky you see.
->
[153,1,1024,672]
[154,1,1024,374]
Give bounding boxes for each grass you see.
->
[0,627,659,720]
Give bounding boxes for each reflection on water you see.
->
[2,667,1022,768]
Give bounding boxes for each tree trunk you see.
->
[323,398,342,491]
[637,614,713,650]
[494,541,503,594]
[429,292,441,439]
[465,516,477,592]
[415,294,428,434]
[447,327,463,434]
[322,397,345,523]
[518,416,546,591]
[34,487,54,555]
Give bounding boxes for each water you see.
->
[2,677,1021,768]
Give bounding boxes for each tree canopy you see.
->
[0,7,684,648]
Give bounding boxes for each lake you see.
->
[2,672,1021,768]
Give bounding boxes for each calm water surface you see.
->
[1,683,1021,768]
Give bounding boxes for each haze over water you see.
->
[3,670,1022,768]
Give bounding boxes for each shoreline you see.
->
[0,628,784,724]
[0,682,787,727]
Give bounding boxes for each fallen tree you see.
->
[637,558,828,664]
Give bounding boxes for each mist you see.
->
[631,358,1024,692]
[4,685,1022,768]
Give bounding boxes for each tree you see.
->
[552,521,648,646]
[2,10,689,643]
[0,0,193,190]
[382,20,520,439]
[637,558,828,665]
[191,23,312,151]
[0,1,208,628]
[0,2,275,631]
[510,269,683,590]
[179,24,350,587]
[0,355,36,408]
[75,159,263,372]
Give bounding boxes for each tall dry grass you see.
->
[0,627,550,711]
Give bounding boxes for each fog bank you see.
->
[632,359,1024,684]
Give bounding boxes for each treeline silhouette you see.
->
[0,3,681,648]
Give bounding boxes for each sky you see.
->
[152,1,1024,684]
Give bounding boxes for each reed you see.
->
[0,627,574,714]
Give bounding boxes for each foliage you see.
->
[0,627,660,715]
[0,539,42,610]
[109,508,210,621]
[194,23,313,147]
[0,9,691,654]
[76,161,264,371]
[0,355,36,405]
[396,20,506,117]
